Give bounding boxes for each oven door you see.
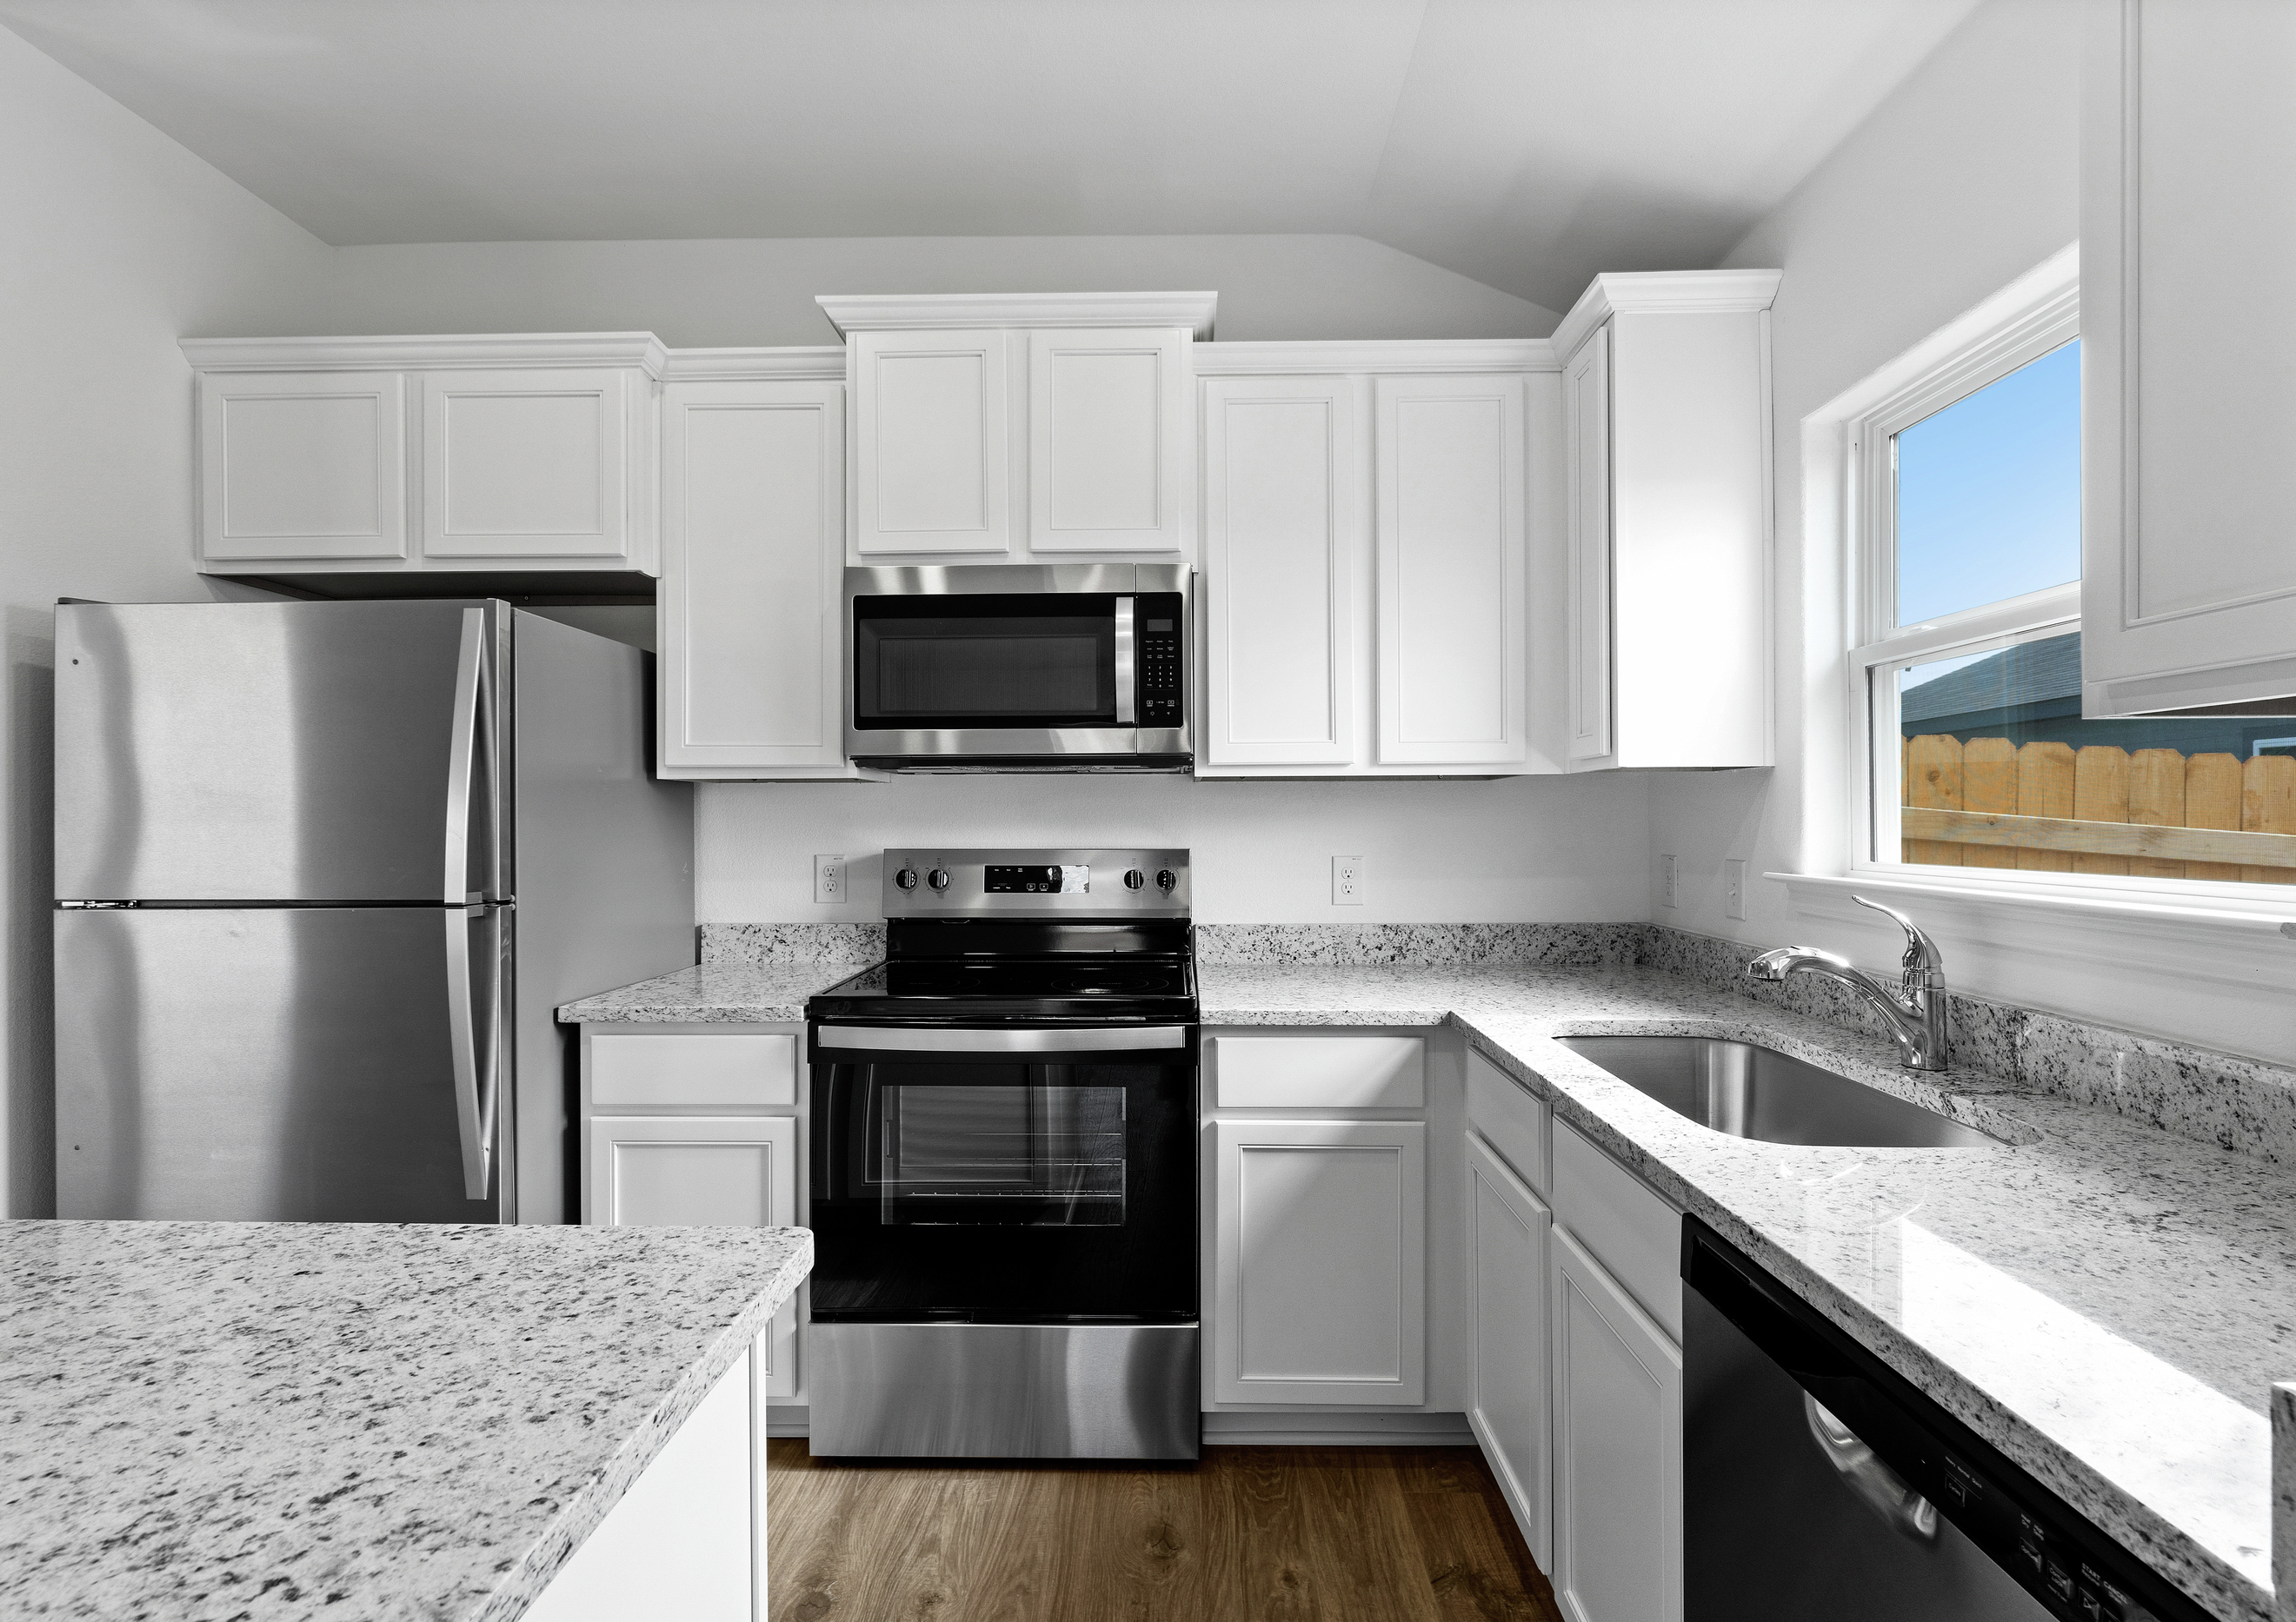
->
[808,1023,1198,1323]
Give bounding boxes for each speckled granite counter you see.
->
[559,961,849,1024]
[0,1220,810,1621]
[564,950,2293,1621]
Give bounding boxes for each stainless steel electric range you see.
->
[804,847,1200,1460]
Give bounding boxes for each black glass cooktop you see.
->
[806,919,1196,1026]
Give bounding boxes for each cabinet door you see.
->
[2081,1,2296,715]
[1028,327,1186,554]
[1563,329,1614,762]
[660,379,847,774]
[588,1114,801,1399]
[1210,1118,1426,1406]
[1466,1130,1553,1570]
[852,329,1010,555]
[196,370,409,563]
[1550,1224,1682,1622]
[419,369,630,560]
[1373,374,1528,767]
[1201,376,1358,766]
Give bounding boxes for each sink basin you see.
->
[1555,1035,2000,1148]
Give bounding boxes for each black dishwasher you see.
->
[1682,1219,2210,1622]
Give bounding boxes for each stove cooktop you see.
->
[807,954,1195,1026]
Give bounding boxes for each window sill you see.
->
[1768,868,2296,988]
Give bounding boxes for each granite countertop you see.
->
[0,1220,811,1622]
[565,952,2293,1622]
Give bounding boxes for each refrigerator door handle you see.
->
[443,607,484,905]
[445,905,494,1200]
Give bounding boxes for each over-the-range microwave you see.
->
[845,565,1189,772]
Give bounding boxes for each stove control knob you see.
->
[928,868,952,893]
[1123,868,1146,891]
[895,866,920,891]
[1156,868,1177,893]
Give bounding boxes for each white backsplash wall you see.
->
[698,773,1653,924]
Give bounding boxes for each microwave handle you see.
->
[1114,595,1136,725]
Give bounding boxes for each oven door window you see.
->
[853,594,1116,730]
[876,1074,1123,1226]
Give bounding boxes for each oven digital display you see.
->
[983,864,1090,894]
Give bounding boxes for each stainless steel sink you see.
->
[1555,1035,2000,1148]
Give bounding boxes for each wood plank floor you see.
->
[766,1441,1564,1622]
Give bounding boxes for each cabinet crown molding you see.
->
[1550,269,1782,364]
[660,346,848,382]
[1195,338,1559,376]
[180,332,670,377]
[815,290,1217,340]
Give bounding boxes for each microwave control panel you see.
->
[1136,593,1184,728]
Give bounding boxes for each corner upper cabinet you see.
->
[658,357,859,779]
[183,335,666,588]
[2080,2,2296,715]
[1553,272,1777,770]
[820,293,1213,565]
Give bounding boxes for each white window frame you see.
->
[1840,249,2296,911]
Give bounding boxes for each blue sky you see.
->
[1895,340,2080,626]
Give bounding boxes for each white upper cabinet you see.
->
[1552,271,1777,770]
[183,335,666,584]
[1200,375,1358,767]
[821,292,1212,565]
[1195,343,1554,778]
[1030,327,1188,554]
[849,329,1011,556]
[1374,373,1528,768]
[2080,2,2296,715]
[658,359,856,779]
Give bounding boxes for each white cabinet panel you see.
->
[1374,374,1528,767]
[1201,376,1357,765]
[522,1340,762,1622]
[1550,1224,1683,1622]
[1552,1120,1681,1340]
[1466,1130,1553,1571]
[1209,1034,1424,1109]
[1210,1118,1426,1406]
[588,1114,801,1399]
[659,379,848,775]
[588,1031,799,1113]
[197,371,408,562]
[1029,327,1186,553]
[2080,0,2296,715]
[1563,329,1614,762]
[421,369,629,559]
[1465,1047,1550,1197]
[853,329,1010,555]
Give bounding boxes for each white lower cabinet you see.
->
[1548,1222,1683,1622]
[582,1025,807,1403]
[1208,1117,1427,1406]
[1464,1130,1553,1571]
[523,1336,767,1622]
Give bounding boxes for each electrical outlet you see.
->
[813,854,848,906]
[1332,855,1364,906]
[1659,854,1678,909]
[1723,858,1747,921]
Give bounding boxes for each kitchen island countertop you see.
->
[0,1220,810,1621]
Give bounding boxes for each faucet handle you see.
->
[1852,894,1943,987]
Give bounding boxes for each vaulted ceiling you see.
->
[0,0,1980,312]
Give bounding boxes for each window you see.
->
[1851,273,2296,893]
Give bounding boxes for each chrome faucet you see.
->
[1747,895,1950,1072]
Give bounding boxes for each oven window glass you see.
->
[853,595,1117,728]
[878,1080,1124,1226]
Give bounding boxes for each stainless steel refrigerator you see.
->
[52,600,694,1224]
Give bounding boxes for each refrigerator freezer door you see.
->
[54,601,506,902]
[56,905,506,1220]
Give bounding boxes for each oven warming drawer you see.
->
[809,1322,1199,1460]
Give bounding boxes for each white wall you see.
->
[699,774,1651,924]
[316,233,1558,347]
[0,27,336,1214]
[1645,0,2296,1062]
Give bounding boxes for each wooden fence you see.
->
[1902,736,2296,881]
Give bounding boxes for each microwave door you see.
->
[851,593,1121,734]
